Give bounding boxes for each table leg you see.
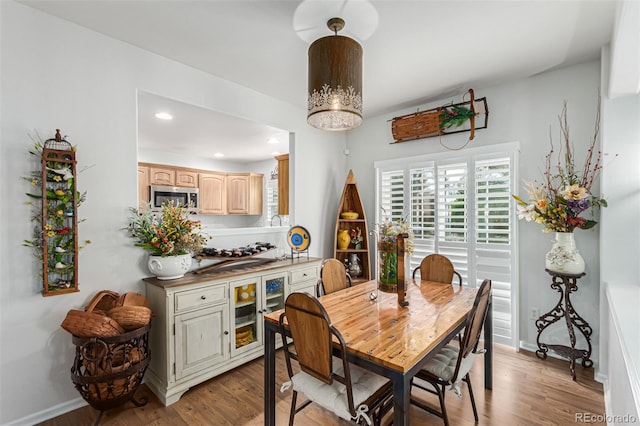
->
[392,372,411,426]
[264,323,276,426]
[484,296,493,390]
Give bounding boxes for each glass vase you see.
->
[378,245,398,292]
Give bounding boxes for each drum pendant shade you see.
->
[307,18,363,131]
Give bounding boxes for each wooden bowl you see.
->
[340,212,359,220]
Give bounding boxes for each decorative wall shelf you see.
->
[391,89,489,143]
[333,170,370,283]
[39,130,80,296]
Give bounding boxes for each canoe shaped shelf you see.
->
[333,170,370,283]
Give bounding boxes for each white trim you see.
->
[374,141,521,170]
[4,397,87,426]
[605,282,640,415]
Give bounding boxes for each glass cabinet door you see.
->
[230,277,262,356]
[263,272,287,315]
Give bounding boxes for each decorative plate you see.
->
[287,225,311,252]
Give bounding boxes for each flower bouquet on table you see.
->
[127,201,210,256]
[127,201,211,280]
[376,214,414,289]
[512,100,608,274]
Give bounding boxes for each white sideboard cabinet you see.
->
[144,257,321,405]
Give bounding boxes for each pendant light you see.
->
[307,17,363,131]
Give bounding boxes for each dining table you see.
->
[263,278,492,426]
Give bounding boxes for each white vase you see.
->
[545,232,585,275]
[148,253,193,280]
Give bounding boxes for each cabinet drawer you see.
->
[175,285,227,312]
[290,267,318,284]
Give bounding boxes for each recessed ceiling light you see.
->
[214,153,224,158]
[154,112,173,120]
[267,138,279,144]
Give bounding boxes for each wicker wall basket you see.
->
[70,324,150,419]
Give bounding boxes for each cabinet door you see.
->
[227,174,249,214]
[263,272,287,315]
[138,166,150,211]
[248,174,264,215]
[176,170,198,188]
[150,167,175,186]
[230,276,262,357]
[175,304,230,380]
[199,173,227,214]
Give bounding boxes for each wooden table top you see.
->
[264,279,477,373]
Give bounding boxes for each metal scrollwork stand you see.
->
[535,269,593,380]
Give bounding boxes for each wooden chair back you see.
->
[412,254,462,286]
[457,279,492,368]
[319,258,352,295]
[281,292,334,383]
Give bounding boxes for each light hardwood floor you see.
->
[38,345,605,425]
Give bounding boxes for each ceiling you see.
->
[19,0,617,161]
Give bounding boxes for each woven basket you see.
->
[116,292,149,308]
[108,306,152,331]
[85,290,120,315]
[71,324,150,411]
[61,310,125,338]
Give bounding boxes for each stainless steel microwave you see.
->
[150,185,199,213]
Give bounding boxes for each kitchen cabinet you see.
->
[149,166,175,186]
[274,154,289,215]
[144,258,321,406]
[175,170,198,188]
[227,173,263,215]
[138,166,150,210]
[198,172,227,214]
[138,162,263,216]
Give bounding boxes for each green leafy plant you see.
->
[439,105,476,130]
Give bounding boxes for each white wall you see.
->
[598,41,640,420]
[347,61,603,357]
[0,2,347,423]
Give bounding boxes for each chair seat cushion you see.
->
[291,357,390,422]
[422,344,460,382]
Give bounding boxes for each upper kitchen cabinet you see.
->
[146,164,197,188]
[199,172,227,215]
[175,170,198,188]
[227,173,263,215]
[274,154,289,216]
[138,165,150,210]
[149,166,175,186]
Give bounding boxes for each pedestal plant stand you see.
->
[535,269,593,380]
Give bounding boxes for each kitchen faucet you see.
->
[270,214,282,227]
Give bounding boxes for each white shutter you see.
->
[409,166,436,273]
[380,170,405,221]
[475,156,514,346]
[376,145,518,348]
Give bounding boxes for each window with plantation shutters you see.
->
[374,143,519,347]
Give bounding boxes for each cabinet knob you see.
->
[224,331,229,335]
[201,295,206,300]
[303,273,307,277]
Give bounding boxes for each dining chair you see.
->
[410,279,492,426]
[317,258,352,296]
[278,292,393,426]
[412,254,463,286]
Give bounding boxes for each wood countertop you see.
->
[143,256,322,289]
